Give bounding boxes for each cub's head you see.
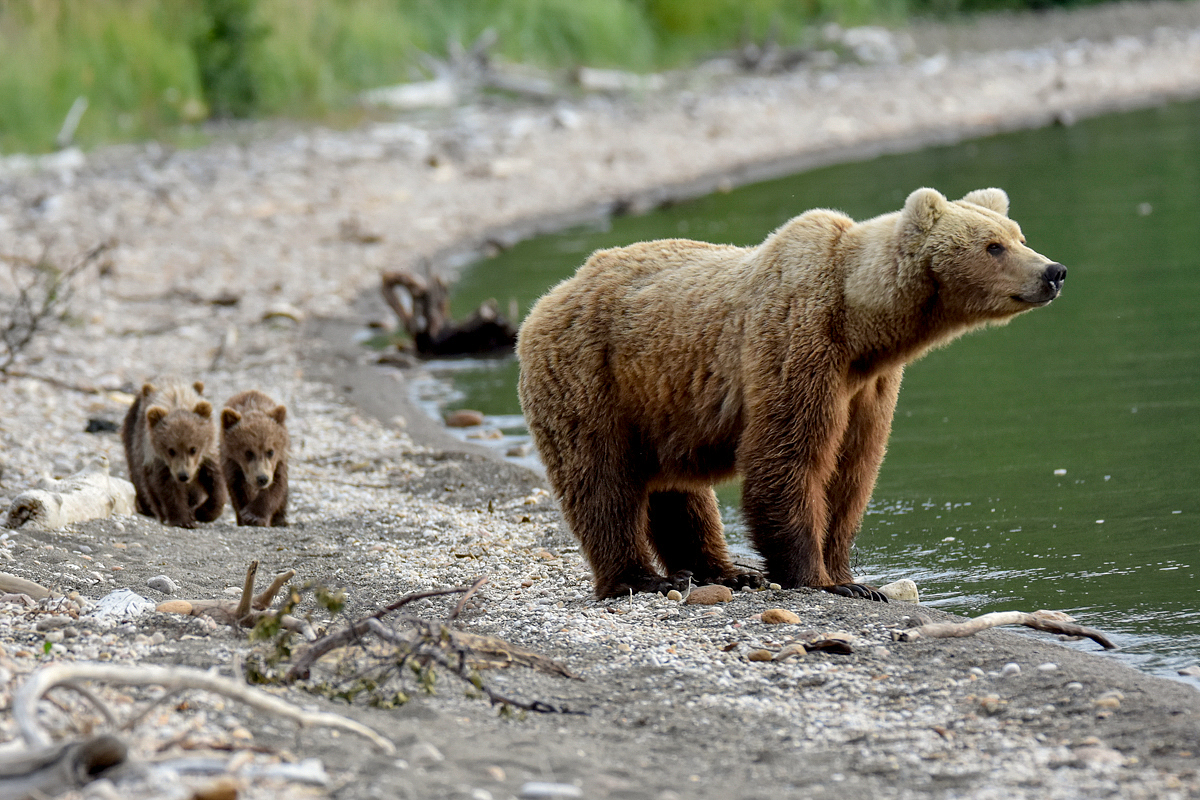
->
[221,404,288,490]
[899,187,1066,322]
[146,400,215,483]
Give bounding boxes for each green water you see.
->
[429,100,1200,685]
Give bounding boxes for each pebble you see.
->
[761,608,801,625]
[665,590,683,601]
[146,575,178,594]
[1036,662,1058,672]
[877,579,920,602]
[519,781,583,799]
[685,585,733,605]
[774,643,808,661]
[747,649,774,662]
[445,409,485,427]
[768,583,782,591]
[1094,691,1123,709]
[1001,662,1021,676]
[409,741,445,764]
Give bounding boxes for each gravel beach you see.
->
[3,3,1200,798]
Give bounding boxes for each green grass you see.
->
[0,0,1108,155]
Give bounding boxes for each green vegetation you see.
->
[1,0,1106,154]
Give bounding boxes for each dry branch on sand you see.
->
[894,609,1117,650]
[155,560,316,640]
[273,576,581,714]
[380,269,517,357]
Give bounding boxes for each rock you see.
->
[761,608,801,624]
[147,575,178,594]
[774,644,808,661]
[665,589,683,601]
[768,583,782,591]
[1037,662,1059,672]
[878,579,919,602]
[519,782,583,799]
[685,585,733,605]
[1177,665,1200,677]
[747,649,773,661]
[1094,691,1123,709]
[156,599,193,615]
[445,409,485,427]
[1001,662,1021,676]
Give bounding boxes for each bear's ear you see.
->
[270,404,287,425]
[193,381,205,395]
[902,187,947,236]
[194,400,213,419]
[146,406,168,428]
[959,188,1009,216]
[222,408,242,430]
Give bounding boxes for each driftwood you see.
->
[4,457,135,530]
[380,269,517,357]
[0,734,126,800]
[156,560,316,641]
[0,573,53,601]
[895,609,1117,650]
[12,662,395,754]
[280,577,580,714]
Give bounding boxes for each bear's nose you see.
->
[176,471,190,483]
[1043,263,1067,292]
[256,475,270,488]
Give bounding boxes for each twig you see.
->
[13,663,395,754]
[895,610,1116,650]
[0,734,126,799]
[284,580,487,682]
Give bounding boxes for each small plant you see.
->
[0,243,108,377]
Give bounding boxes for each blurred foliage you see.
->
[1,0,1116,154]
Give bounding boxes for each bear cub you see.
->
[122,379,226,528]
[518,187,1065,600]
[220,390,289,527]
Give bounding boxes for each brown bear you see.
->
[517,187,1065,600]
[220,390,289,527]
[122,379,226,528]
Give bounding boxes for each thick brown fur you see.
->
[517,188,1066,599]
[220,389,289,527]
[121,379,226,528]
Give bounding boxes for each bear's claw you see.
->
[602,570,694,598]
[824,583,888,602]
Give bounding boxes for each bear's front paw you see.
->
[715,570,766,591]
[824,583,888,602]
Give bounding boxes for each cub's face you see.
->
[222,410,286,490]
[147,404,215,483]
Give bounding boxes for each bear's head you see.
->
[899,187,1066,322]
[221,404,288,491]
[146,400,215,484]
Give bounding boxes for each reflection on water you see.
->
[414,99,1200,688]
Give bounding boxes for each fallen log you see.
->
[0,734,126,800]
[4,457,135,530]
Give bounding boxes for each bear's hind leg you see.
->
[647,489,764,590]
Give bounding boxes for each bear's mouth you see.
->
[1012,291,1058,307]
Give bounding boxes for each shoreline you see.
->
[2,3,1200,797]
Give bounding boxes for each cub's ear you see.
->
[270,405,287,425]
[146,406,168,427]
[140,382,157,397]
[222,408,242,429]
[194,400,213,419]
[193,381,205,395]
[901,187,947,238]
[959,188,1009,216]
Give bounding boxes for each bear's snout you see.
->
[1043,262,1067,293]
[176,471,190,483]
[255,474,271,488]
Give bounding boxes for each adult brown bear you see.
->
[517,188,1065,599]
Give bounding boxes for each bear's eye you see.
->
[246,450,255,461]
[167,448,176,457]
[189,447,197,456]
[986,242,1006,257]
[266,450,274,459]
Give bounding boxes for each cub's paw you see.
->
[824,583,888,602]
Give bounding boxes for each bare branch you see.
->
[13,663,395,754]
[895,610,1116,650]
